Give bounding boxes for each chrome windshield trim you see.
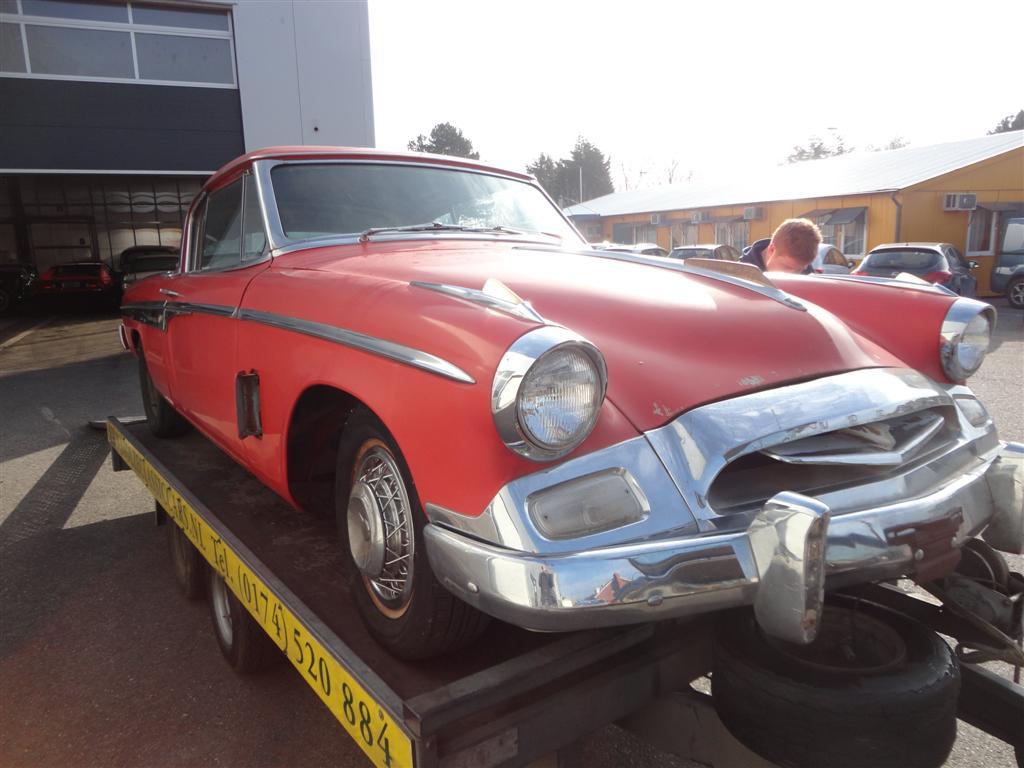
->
[236,308,475,384]
[410,281,545,323]
[645,368,962,528]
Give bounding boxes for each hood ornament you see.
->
[411,279,545,323]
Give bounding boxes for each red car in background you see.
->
[36,262,120,304]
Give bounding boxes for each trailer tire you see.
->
[336,409,489,660]
[167,522,205,600]
[712,595,959,768]
[208,569,281,674]
[138,352,188,438]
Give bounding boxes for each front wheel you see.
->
[138,351,188,438]
[335,409,489,660]
[712,595,960,768]
[1007,276,1024,310]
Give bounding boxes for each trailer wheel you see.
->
[167,522,205,600]
[138,351,188,438]
[336,409,489,660]
[208,569,281,673]
[712,595,959,768]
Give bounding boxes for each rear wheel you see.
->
[1007,276,1024,310]
[335,409,489,660]
[138,351,188,438]
[208,569,281,673]
[712,595,960,768]
[167,522,206,600]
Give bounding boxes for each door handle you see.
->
[159,288,181,297]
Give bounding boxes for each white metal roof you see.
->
[565,131,1023,218]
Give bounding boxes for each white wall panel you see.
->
[232,0,374,151]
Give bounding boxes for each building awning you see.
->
[977,202,1024,212]
[799,207,865,225]
[568,213,602,222]
[712,214,744,223]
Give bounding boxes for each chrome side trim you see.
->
[410,280,545,323]
[121,301,168,330]
[236,308,475,384]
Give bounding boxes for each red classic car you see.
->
[121,147,1023,665]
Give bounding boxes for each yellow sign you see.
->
[108,422,414,768]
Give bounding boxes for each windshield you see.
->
[669,248,712,260]
[862,249,942,272]
[270,163,582,243]
[128,255,179,272]
[54,264,101,276]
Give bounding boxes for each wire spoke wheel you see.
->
[348,440,415,617]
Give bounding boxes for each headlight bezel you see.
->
[492,326,608,462]
[939,299,995,382]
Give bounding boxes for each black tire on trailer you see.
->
[208,568,281,674]
[138,349,189,438]
[0,286,12,314]
[335,408,489,660]
[166,521,206,600]
[1006,276,1024,310]
[711,595,960,768]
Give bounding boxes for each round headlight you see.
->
[492,327,607,461]
[940,300,994,381]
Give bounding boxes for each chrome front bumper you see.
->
[425,442,1023,636]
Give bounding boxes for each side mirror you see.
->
[969,260,979,269]
[847,259,855,268]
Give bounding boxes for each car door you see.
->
[165,172,270,460]
[946,246,977,297]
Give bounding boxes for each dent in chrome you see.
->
[646,368,958,527]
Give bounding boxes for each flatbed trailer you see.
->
[105,416,1024,768]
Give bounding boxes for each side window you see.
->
[241,175,267,262]
[200,179,243,270]
[827,249,845,266]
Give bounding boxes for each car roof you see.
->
[209,146,535,189]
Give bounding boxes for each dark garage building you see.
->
[0,0,374,274]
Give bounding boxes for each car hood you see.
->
[284,240,900,432]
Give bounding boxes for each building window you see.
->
[714,221,749,250]
[806,207,866,256]
[0,0,235,87]
[611,222,657,244]
[967,208,994,254]
[671,223,698,247]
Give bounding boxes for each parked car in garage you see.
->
[852,243,978,296]
[990,215,1024,309]
[117,245,181,289]
[597,241,668,257]
[0,263,37,314]
[36,262,120,304]
[666,243,741,261]
[120,144,1022,741]
[812,243,853,274]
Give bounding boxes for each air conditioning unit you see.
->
[943,193,977,211]
[691,211,711,223]
[743,206,764,221]
[650,213,661,226]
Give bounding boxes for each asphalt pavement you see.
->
[0,299,1021,768]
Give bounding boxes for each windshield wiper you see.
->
[358,223,563,243]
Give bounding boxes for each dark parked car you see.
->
[667,243,741,261]
[990,216,1024,309]
[36,262,120,304]
[118,245,180,288]
[0,264,37,314]
[598,242,668,257]
[812,244,854,274]
[852,243,978,296]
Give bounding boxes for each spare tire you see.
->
[712,595,959,768]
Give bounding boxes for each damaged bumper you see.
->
[423,369,1024,642]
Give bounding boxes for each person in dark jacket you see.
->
[740,218,821,273]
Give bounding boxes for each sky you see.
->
[368,0,1024,194]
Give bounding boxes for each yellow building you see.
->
[566,132,1023,296]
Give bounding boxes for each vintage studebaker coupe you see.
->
[121,148,1023,682]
